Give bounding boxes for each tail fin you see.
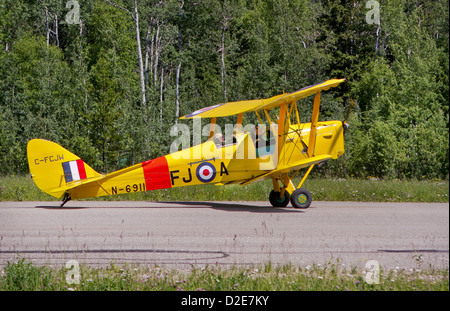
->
[27,139,102,199]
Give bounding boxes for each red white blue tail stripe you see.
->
[62,159,87,183]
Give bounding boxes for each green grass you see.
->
[0,257,448,291]
[0,175,448,203]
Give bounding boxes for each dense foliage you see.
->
[0,0,448,179]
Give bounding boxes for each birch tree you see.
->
[104,0,146,109]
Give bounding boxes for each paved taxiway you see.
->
[0,201,448,270]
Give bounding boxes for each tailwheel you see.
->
[60,192,71,207]
[269,190,290,207]
[290,188,312,209]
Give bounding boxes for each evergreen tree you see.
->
[0,0,447,179]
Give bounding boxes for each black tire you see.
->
[269,190,290,207]
[290,188,312,209]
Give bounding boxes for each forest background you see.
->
[0,0,448,180]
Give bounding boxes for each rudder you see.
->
[27,139,101,199]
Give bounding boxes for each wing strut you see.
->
[297,164,315,189]
[308,92,321,158]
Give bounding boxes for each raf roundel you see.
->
[196,162,216,183]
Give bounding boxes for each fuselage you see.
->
[66,120,344,200]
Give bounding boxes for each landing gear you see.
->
[290,188,312,209]
[60,192,71,207]
[269,164,315,209]
[269,190,290,207]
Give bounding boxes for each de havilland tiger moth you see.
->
[27,79,351,208]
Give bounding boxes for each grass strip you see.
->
[1,258,448,291]
[1,175,448,203]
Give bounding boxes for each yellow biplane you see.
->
[27,78,349,208]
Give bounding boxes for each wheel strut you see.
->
[297,164,315,189]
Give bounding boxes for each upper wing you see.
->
[180,79,345,119]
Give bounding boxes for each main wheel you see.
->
[290,188,312,209]
[269,190,290,207]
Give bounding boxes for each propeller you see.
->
[343,99,354,132]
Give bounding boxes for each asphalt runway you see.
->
[0,201,448,271]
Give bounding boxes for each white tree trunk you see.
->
[175,0,184,122]
[134,0,146,108]
[104,0,147,109]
